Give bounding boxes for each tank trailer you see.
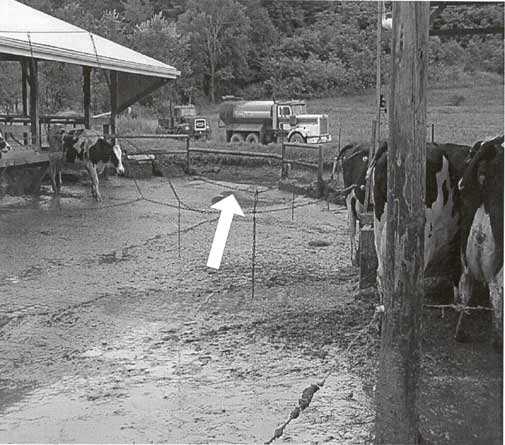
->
[218,100,331,145]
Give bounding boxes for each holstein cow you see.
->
[48,128,125,201]
[368,141,471,298]
[0,130,12,158]
[338,143,371,265]
[456,135,503,348]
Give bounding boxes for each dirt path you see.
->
[0,174,501,444]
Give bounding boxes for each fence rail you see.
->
[110,133,189,140]
[111,132,325,185]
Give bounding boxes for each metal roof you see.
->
[0,0,180,79]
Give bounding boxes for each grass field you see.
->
[118,72,503,160]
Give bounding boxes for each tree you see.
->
[178,0,251,103]
[131,13,193,108]
[121,0,154,25]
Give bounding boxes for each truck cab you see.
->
[273,101,331,144]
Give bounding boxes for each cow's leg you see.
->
[57,169,62,193]
[346,193,358,266]
[49,163,57,194]
[86,164,101,201]
[488,267,503,351]
[455,256,474,342]
[49,162,61,196]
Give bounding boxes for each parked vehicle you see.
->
[156,105,210,140]
[218,99,331,144]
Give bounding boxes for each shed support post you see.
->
[21,59,29,144]
[110,70,118,141]
[83,66,91,129]
[374,2,429,444]
[29,58,39,147]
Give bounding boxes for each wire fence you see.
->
[0,135,497,443]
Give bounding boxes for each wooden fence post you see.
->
[374,2,429,443]
[280,142,287,179]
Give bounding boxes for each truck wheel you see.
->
[230,133,244,144]
[288,132,305,144]
[245,133,259,144]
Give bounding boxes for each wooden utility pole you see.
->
[374,2,429,444]
[375,0,383,157]
[83,66,91,129]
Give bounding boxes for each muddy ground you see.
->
[0,168,501,444]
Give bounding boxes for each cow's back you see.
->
[372,142,470,285]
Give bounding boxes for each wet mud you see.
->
[0,173,501,444]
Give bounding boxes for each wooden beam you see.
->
[110,70,118,139]
[28,59,39,148]
[83,66,91,129]
[0,54,25,62]
[375,2,429,444]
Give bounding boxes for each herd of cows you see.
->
[340,135,504,349]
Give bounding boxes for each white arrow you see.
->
[207,194,244,269]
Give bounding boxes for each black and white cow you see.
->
[0,130,12,158]
[456,135,503,348]
[338,143,372,265]
[48,128,125,201]
[368,141,471,296]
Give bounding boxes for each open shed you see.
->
[0,0,179,174]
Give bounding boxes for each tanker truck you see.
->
[218,100,331,145]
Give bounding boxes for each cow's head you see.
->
[110,142,125,175]
[458,135,504,193]
[0,130,12,156]
[365,141,388,181]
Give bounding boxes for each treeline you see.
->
[1,0,503,114]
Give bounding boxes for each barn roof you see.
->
[0,0,179,79]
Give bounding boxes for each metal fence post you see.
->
[364,119,377,210]
[185,136,190,173]
[251,190,258,299]
[317,144,323,183]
